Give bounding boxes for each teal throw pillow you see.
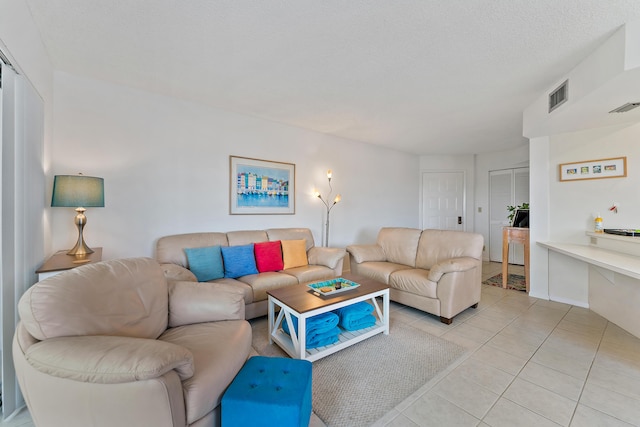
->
[184,245,224,282]
[221,244,259,278]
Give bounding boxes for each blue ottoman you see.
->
[222,356,312,427]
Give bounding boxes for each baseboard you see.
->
[549,295,589,308]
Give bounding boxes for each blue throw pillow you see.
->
[221,244,259,278]
[184,246,224,282]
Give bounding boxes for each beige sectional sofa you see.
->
[347,227,484,324]
[14,257,251,427]
[156,228,346,319]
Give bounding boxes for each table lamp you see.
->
[51,174,105,256]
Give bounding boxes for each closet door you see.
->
[489,168,529,263]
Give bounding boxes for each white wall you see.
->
[548,122,640,242]
[51,71,420,259]
[474,145,529,260]
[529,121,640,303]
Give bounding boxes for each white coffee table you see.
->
[267,274,389,362]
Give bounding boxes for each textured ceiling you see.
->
[24,0,640,155]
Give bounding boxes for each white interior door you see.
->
[489,168,529,263]
[421,171,465,230]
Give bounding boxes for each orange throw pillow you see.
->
[281,239,308,269]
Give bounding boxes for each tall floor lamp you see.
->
[51,174,105,256]
[314,169,341,247]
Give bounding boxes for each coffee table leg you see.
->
[382,290,389,335]
[283,310,300,356]
[298,314,306,359]
[268,297,274,344]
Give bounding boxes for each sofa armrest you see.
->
[25,335,193,384]
[168,281,245,327]
[346,244,386,263]
[161,263,197,283]
[427,257,479,282]
[307,247,346,269]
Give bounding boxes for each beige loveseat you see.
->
[156,228,346,319]
[13,257,252,427]
[347,227,484,324]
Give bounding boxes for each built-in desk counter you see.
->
[537,241,640,280]
[538,233,640,338]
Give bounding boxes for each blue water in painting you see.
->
[237,194,289,208]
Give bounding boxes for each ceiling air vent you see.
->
[609,102,640,113]
[548,80,568,113]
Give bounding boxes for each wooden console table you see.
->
[502,227,530,293]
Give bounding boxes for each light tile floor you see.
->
[375,262,640,427]
[3,262,640,427]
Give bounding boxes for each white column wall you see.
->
[529,136,550,300]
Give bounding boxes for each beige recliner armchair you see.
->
[13,257,252,427]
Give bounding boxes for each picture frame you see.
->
[229,156,295,214]
[559,157,627,182]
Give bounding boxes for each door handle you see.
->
[458,216,462,225]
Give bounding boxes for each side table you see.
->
[36,248,103,281]
[502,227,529,293]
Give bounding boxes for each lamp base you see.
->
[66,241,95,257]
[66,208,95,256]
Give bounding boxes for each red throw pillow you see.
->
[254,241,284,273]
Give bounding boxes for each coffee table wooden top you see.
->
[267,273,389,314]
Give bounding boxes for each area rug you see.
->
[483,273,526,292]
[251,318,467,427]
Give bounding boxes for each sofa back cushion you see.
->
[19,258,169,341]
[227,230,268,246]
[416,229,484,270]
[266,228,315,251]
[377,228,422,267]
[156,233,228,267]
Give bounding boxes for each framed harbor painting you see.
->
[230,156,295,214]
[559,157,627,182]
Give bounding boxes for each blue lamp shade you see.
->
[51,175,105,208]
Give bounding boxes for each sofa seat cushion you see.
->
[210,278,254,304]
[237,272,299,301]
[389,269,438,299]
[282,265,335,283]
[355,262,412,284]
[159,320,252,425]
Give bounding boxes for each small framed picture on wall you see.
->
[559,157,627,182]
